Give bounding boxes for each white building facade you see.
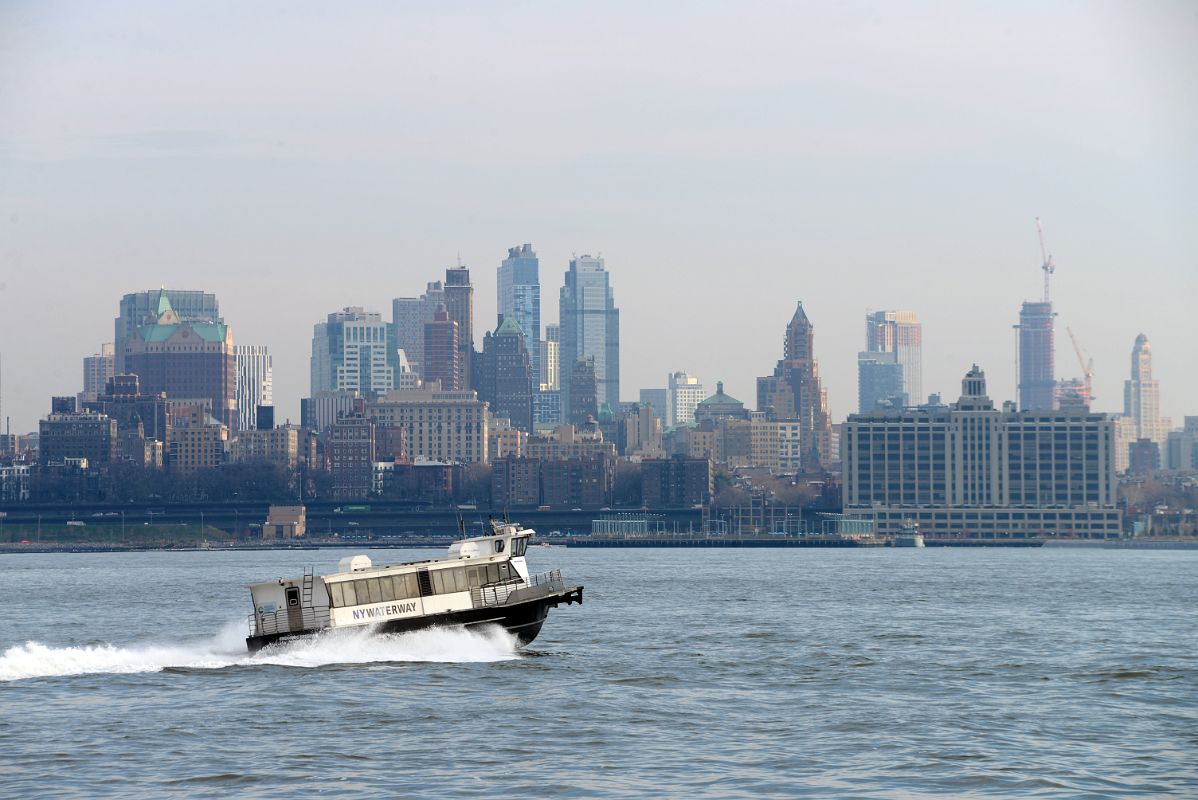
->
[234,344,273,431]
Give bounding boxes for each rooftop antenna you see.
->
[1036,217,1055,303]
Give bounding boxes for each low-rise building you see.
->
[365,388,489,464]
[38,411,117,469]
[263,505,306,539]
[641,456,712,508]
[170,419,228,473]
[230,426,301,469]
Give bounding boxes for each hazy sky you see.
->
[1,1,1195,433]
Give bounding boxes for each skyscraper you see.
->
[443,266,474,389]
[1016,301,1056,411]
[498,244,541,381]
[864,310,922,403]
[392,281,444,379]
[756,302,832,469]
[80,343,115,404]
[567,358,599,426]
[542,323,560,390]
[667,371,706,428]
[234,345,273,431]
[310,307,395,396]
[559,254,619,421]
[476,316,535,432]
[1124,334,1169,447]
[122,289,237,429]
[422,309,461,391]
[115,290,221,373]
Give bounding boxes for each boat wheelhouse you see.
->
[245,522,582,653]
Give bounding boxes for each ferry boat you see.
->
[894,520,925,548]
[245,522,583,653]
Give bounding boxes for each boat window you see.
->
[486,563,500,584]
[380,576,395,602]
[367,578,383,604]
[449,567,467,592]
[431,569,446,595]
[495,539,505,553]
[467,566,482,587]
[342,581,358,606]
[286,587,300,608]
[511,537,527,556]
[498,562,511,581]
[393,573,417,600]
[329,582,344,608]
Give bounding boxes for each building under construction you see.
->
[1015,219,1058,411]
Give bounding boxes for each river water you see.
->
[1,547,1194,798]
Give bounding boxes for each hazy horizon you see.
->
[2,1,1195,433]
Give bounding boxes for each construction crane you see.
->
[1036,217,1055,302]
[1066,326,1094,403]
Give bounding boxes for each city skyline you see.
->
[0,255,1192,435]
[1,3,1194,431]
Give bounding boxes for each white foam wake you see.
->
[0,623,520,682]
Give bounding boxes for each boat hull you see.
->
[246,585,582,654]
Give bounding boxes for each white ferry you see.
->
[894,520,925,548]
[245,522,583,653]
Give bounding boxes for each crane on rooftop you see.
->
[1066,326,1094,404]
[1036,217,1055,303]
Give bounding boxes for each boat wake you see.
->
[0,622,521,682]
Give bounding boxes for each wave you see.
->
[0,623,520,682]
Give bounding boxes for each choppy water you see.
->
[2,547,1195,798]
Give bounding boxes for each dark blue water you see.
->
[2,547,1195,798]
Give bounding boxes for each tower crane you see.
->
[1036,217,1055,303]
[1066,326,1094,403]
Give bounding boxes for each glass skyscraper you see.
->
[559,254,619,422]
[497,243,541,381]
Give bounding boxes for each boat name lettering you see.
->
[351,601,419,621]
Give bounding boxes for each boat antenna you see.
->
[456,513,466,538]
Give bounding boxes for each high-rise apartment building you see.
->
[392,281,444,378]
[122,290,238,429]
[542,323,560,390]
[234,345,273,432]
[567,358,599,426]
[1123,334,1169,449]
[80,343,115,404]
[667,372,706,428]
[1016,300,1056,411]
[559,255,619,421]
[864,311,922,402]
[310,307,395,397]
[498,244,541,381]
[443,266,474,389]
[756,302,832,469]
[422,309,461,391]
[115,290,222,373]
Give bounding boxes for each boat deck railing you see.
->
[249,605,331,637]
[471,570,563,608]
